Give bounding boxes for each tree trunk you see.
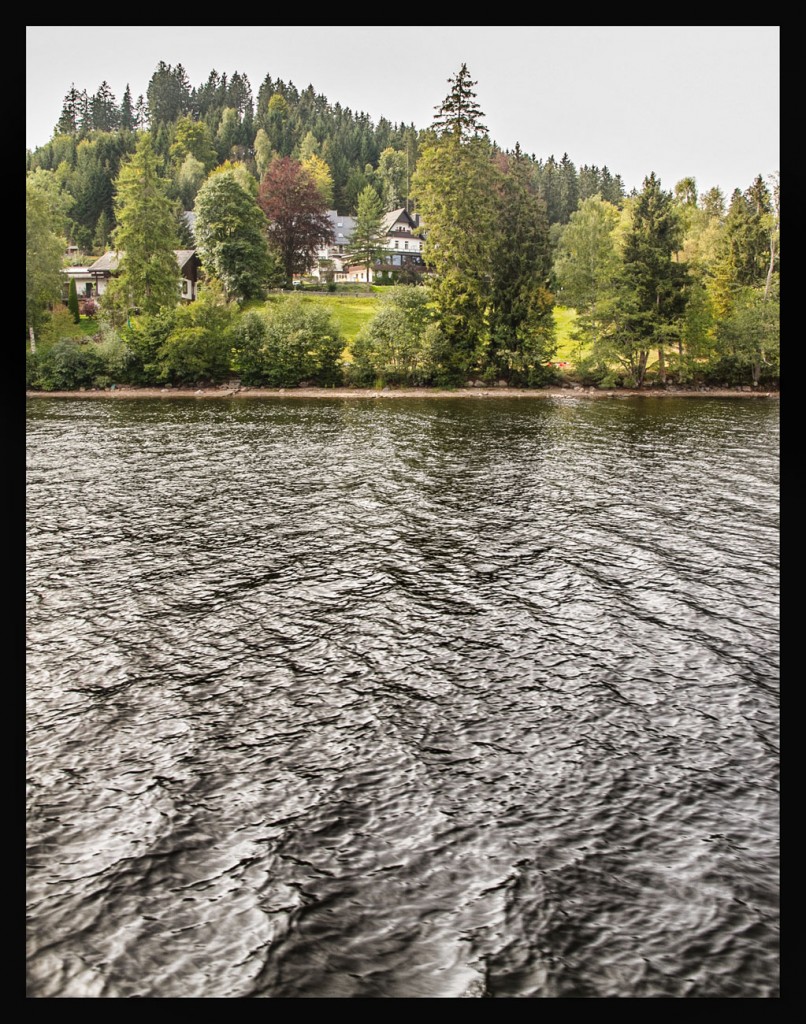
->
[764,230,776,302]
[657,342,666,384]
[636,350,648,387]
[29,326,36,354]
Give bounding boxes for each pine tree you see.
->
[614,173,688,385]
[120,85,136,131]
[487,145,555,383]
[412,69,497,379]
[91,81,119,132]
[106,134,181,316]
[67,277,80,323]
[431,63,488,141]
[55,85,82,136]
[347,186,387,283]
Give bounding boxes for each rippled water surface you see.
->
[26,396,779,998]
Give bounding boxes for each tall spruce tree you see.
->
[487,146,555,382]
[347,186,387,284]
[412,65,496,380]
[614,173,688,385]
[432,63,488,141]
[105,134,181,316]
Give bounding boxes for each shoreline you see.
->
[26,385,780,401]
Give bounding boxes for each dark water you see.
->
[26,396,779,998]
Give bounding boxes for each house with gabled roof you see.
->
[84,250,202,302]
[309,208,427,284]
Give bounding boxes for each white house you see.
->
[309,208,426,283]
[61,265,99,300]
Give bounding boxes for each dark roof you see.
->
[87,250,197,273]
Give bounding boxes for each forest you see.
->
[26,61,780,391]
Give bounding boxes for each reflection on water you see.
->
[26,396,779,997]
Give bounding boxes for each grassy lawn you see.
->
[246,291,382,344]
[553,305,589,364]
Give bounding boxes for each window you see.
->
[404,241,408,250]
[394,240,399,249]
[182,281,188,295]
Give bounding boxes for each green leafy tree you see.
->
[347,186,387,284]
[93,209,111,252]
[254,128,275,181]
[348,286,438,385]
[155,286,238,384]
[194,168,279,300]
[105,134,181,317]
[175,154,207,210]
[710,180,773,320]
[170,117,217,171]
[67,277,80,323]
[553,195,622,360]
[27,168,73,238]
[374,147,409,210]
[26,177,66,351]
[301,153,334,208]
[215,107,241,162]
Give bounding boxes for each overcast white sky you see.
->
[26,25,779,198]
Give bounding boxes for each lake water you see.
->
[26,395,779,998]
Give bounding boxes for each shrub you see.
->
[42,305,85,343]
[232,297,343,387]
[345,286,437,386]
[155,288,238,384]
[30,338,106,390]
[79,298,99,318]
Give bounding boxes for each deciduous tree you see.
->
[26,177,66,351]
[194,167,279,300]
[258,157,334,285]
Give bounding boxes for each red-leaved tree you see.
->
[258,157,334,285]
